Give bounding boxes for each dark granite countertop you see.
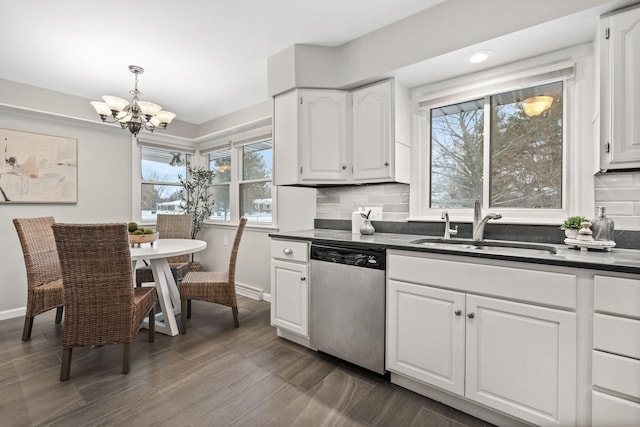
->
[270,229,640,275]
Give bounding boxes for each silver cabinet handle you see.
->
[454,309,462,316]
[283,248,293,255]
[467,312,475,319]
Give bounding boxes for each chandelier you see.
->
[90,65,176,136]
[522,95,553,117]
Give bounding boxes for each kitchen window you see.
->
[411,60,582,224]
[206,138,273,225]
[139,146,191,222]
[431,81,563,210]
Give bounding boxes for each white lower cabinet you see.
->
[270,240,310,340]
[387,250,577,427]
[592,274,640,427]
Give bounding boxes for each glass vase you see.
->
[591,206,615,242]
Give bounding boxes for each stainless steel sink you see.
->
[409,238,558,256]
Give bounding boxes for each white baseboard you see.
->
[235,282,265,301]
[1,284,268,321]
[0,307,26,321]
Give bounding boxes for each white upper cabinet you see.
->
[273,79,410,186]
[600,5,640,170]
[352,80,410,183]
[274,89,349,185]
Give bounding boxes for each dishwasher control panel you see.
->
[310,244,386,270]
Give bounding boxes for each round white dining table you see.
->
[130,238,207,336]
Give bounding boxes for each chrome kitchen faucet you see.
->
[472,200,502,241]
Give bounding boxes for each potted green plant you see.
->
[178,163,216,240]
[178,164,216,267]
[560,215,588,239]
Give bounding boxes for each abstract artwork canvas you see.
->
[1,128,77,203]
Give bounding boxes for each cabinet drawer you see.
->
[592,390,640,427]
[593,350,640,398]
[271,240,309,262]
[594,313,640,359]
[595,275,640,318]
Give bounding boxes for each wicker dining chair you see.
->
[179,218,247,333]
[135,213,193,287]
[52,223,157,381]
[13,217,64,341]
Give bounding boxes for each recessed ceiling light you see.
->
[466,50,493,64]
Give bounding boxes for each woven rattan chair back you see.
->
[135,214,193,287]
[13,217,64,341]
[52,223,156,381]
[179,218,247,333]
[156,214,192,263]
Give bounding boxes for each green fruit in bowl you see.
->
[143,228,154,234]
[128,222,138,233]
[132,230,144,235]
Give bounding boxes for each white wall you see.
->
[194,186,316,299]
[0,107,134,316]
[0,104,316,317]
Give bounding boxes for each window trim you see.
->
[409,53,592,225]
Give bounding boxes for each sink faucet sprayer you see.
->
[472,199,502,241]
[441,210,458,239]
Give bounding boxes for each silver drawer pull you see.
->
[283,248,293,255]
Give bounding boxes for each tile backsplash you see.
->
[594,171,640,231]
[316,183,409,221]
[315,171,640,231]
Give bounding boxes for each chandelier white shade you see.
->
[90,65,176,136]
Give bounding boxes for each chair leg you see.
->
[22,316,34,341]
[180,299,188,334]
[60,348,72,381]
[148,307,155,342]
[55,306,63,324]
[187,299,192,319]
[123,343,131,374]
[232,306,239,328]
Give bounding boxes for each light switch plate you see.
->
[365,206,383,221]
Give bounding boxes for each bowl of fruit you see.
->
[127,222,159,247]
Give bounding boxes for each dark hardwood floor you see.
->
[0,296,494,427]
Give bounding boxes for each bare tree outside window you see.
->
[429,81,563,210]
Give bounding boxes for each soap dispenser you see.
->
[352,207,364,234]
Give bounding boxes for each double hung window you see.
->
[206,138,273,225]
[140,146,191,222]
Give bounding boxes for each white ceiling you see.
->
[0,0,636,126]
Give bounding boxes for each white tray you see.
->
[564,238,616,252]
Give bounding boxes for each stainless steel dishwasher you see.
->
[309,243,386,374]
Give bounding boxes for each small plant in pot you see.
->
[561,216,588,239]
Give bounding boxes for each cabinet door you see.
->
[387,280,466,395]
[601,7,640,169]
[465,295,576,427]
[271,259,309,337]
[299,90,349,182]
[352,80,393,181]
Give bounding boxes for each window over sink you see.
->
[410,48,593,225]
[430,81,564,210]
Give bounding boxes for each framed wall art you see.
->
[1,128,77,203]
